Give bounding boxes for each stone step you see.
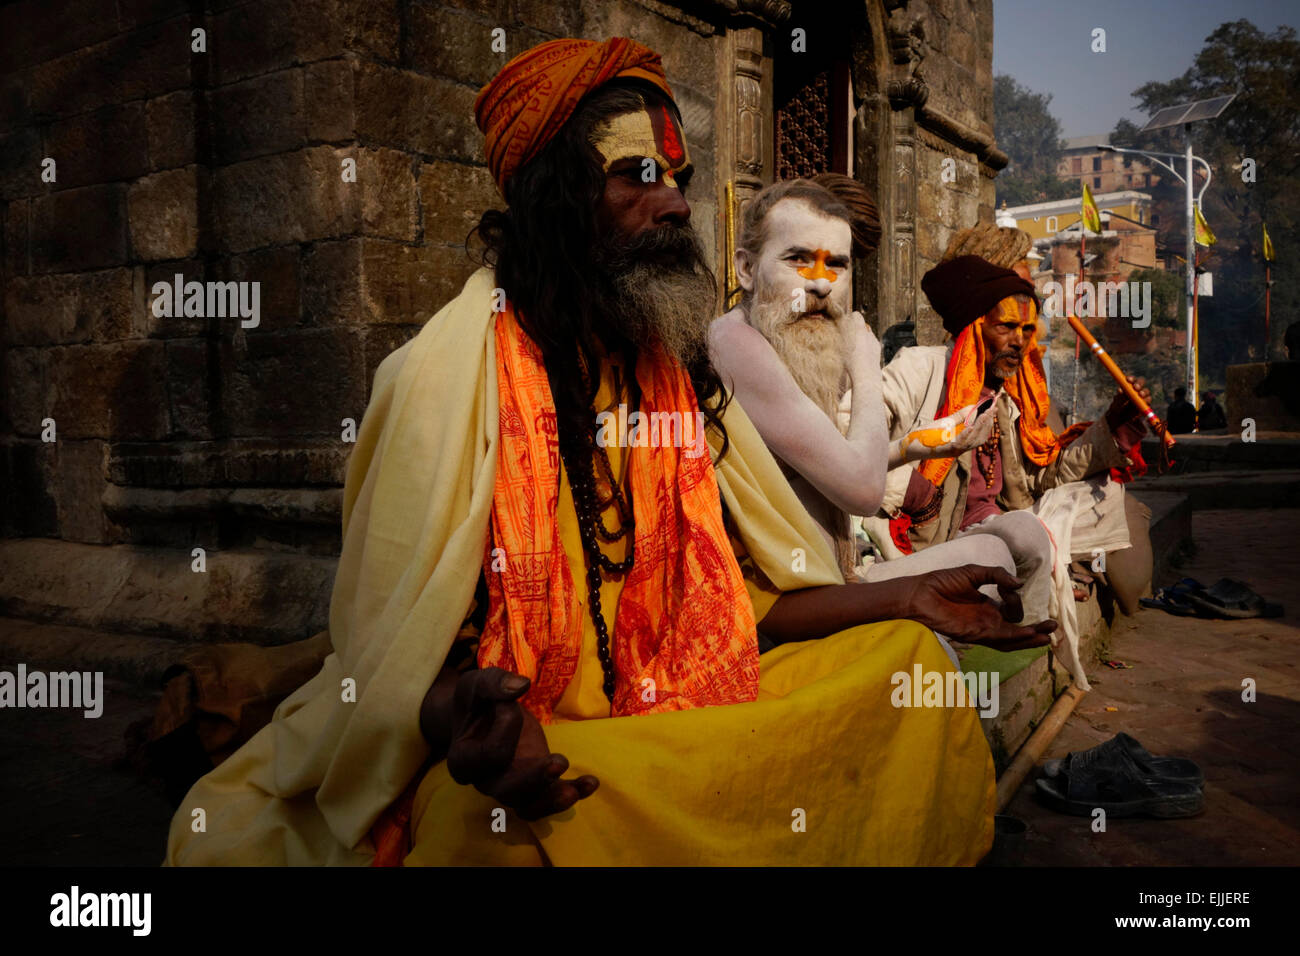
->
[1139,433,1300,473]
[961,594,1109,772]
[1130,470,1300,511]
[0,539,334,646]
[0,616,183,689]
[1131,489,1193,582]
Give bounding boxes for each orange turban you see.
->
[474,37,675,193]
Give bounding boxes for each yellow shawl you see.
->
[165,267,840,865]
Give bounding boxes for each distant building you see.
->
[1057,134,1161,194]
[1001,192,1183,356]
[1003,190,1155,244]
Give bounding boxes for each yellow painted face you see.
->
[989,295,1039,340]
[591,104,692,188]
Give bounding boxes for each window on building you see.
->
[1152,213,1160,226]
[1072,157,1082,174]
[1093,176,1102,188]
[1046,216,1058,232]
[1092,156,1101,171]
[775,24,851,177]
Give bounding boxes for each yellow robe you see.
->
[405,347,993,865]
[164,268,995,866]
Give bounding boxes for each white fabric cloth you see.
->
[1029,476,1132,690]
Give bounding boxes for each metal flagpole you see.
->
[1072,228,1086,424]
[1265,264,1272,358]
[1185,125,1196,416]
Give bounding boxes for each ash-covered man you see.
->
[166,38,1053,868]
[708,176,999,580]
[863,237,1154,687]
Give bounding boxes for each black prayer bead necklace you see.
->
[977,413,1002,487]
[559,361,638,703]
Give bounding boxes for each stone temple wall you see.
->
[852,0,1002,346]
[0,0,998,646]
[911,0,998,335]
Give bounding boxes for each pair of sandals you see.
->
[1140,577,1283,619]
[1035,732,1205,819]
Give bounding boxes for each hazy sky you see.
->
[992,0,1296,138]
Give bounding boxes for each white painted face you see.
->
[738,199,853,322]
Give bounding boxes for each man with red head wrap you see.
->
[166,39,1046,868]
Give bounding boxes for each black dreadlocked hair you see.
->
[468,79,731,472]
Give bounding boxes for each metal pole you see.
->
[1074,229,1087,425]
[1265,265,1272,359]
[1193,246,1201,413]
[1184,126,1196,411]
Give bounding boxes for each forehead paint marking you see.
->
[796,250,839,283]
[991,297,1037,325]
[649,102,685,166]
[592,108,691,182]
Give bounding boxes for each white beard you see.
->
[745,284,859,578]
[747,287,850,425]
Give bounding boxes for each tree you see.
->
[1128,267,1185,329]
[1111,20,1300,377]
[992,75,1076,207]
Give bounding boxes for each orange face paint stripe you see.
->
[797,250,838,282]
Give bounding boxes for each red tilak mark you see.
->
[659,104,684,166]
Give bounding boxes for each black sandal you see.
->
[1139,577,1204,617]
[1043,732,1204,787]
[1035,742,1204,818]
[1182,578,1283,620]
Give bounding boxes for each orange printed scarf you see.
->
[477,305,761,723]
[918,297,1085,489]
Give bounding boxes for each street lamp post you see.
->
[1098,139,1211,399]
[1100,94,1235,409]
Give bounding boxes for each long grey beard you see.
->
[596,225,716,366]
[748,288,850,424]
[746,288,860,578]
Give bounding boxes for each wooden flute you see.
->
[1066,314,1177,448]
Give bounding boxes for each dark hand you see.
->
[1105,375,1151,431]
[442,667,598,821]
[896,564,1056,651]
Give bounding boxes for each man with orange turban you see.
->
[166,38,1052,868]
[863,250,1154,689]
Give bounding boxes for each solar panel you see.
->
[1142,104,1194,131]
[1180,94,1236,123]
[1141,94,1236,132]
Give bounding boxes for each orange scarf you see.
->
[918,298,1084,489]
[478,305,761,723]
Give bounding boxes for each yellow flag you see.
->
[1080,183,1101,233]
[1194,205,1216,247]
[1263,223,1275,261]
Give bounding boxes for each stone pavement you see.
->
[1006,509,1300,865]
[0,677,171,866]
